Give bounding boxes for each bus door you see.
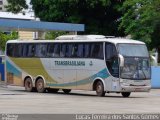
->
[105,43,120,91]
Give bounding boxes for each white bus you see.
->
[5,35,151,97]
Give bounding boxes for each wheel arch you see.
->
[23,76,34,87]
[92,77,106,91]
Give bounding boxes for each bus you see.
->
[5,35,151,97]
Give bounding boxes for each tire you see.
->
[95,81,105,97]
[62,89,71,94]
[47,88,59,93]
[24,78,34,92]
[35,78,46,93]
[121,92,131,97]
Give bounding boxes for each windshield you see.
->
[118,44,149,57]
[120,57,151,80]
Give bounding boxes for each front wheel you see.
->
[121,92,131,97]
[96,81,105,97]
[36,78,46,93]
[62,89,71,94]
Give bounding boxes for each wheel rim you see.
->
[25,80,31,89]
[37,81,43,90]
[96,84,102,93]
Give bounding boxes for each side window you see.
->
[90,43,103,59]
[84,44,90,58]
[105,43,117,60]
[22,44,28,57]
[77,43,84,57]
[66,44,73,57]
[53,43,60,57]
[14,44,23,57]
[7,43,14,57]
[47,43,54,57]
[60,44,66,57]
[27,44,35,57]
[35,44,47,57]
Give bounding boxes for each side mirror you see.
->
[118,54,124,67]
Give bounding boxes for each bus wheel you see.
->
[24,78,33,92]
[96,81,105,97]
[47,88,59,93]
[121,92,131,97]
[36,78,46,93]
[62,89,71,94]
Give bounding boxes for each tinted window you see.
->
[90,43,103,59]
[84,44,90,58]
[105,43,117,60]
[53,44,60,57]
[23,44,35,57]
[66,44,73,57]
[47,43,54,57]
[14,44,23,57]
[7,43,14,57]
[35,44,47,57]
[77,44,84,57]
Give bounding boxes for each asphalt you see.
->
[0,83,160,114]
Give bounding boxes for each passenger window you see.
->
[27,44,35,57]
[77,44,84,57]
[84,44,90,58]
[35,44,47,57]
[60,44,66,57]
[47,44,54,57]
[14,44,23,57]
[66,44,73,57]
[90,43,103,59]
[53,44,60,57]
[7,44,14,57]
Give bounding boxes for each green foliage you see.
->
[0,32,18,51]
[120,0,160,49]
[5,0,28,14]
[45,31,68,40]
[31,0,124,36]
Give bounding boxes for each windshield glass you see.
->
[118,44,149,57]
[120,57,151,80]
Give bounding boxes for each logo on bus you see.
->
[89,61,93,66]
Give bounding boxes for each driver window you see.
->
[105,43,119,77]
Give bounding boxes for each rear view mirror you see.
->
[118,54,124,67]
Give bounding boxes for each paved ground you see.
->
[0,83,160,114]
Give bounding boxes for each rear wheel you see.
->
[121,92,131,97]
[62,89,71,94]
[24,78,33,92]
[96,81,105,97]
[36,78,46,93]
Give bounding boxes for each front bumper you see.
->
[121,85,151,92]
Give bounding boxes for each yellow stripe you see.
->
[10,58,56,83]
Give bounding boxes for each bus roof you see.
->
[6,35,145,45]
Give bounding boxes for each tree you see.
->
[31,0,124,36]
[5,0,28,14]
[0,32,18,51]
[119,0,160,62]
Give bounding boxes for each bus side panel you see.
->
[76,59,109,90]
[6,58,23,86]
